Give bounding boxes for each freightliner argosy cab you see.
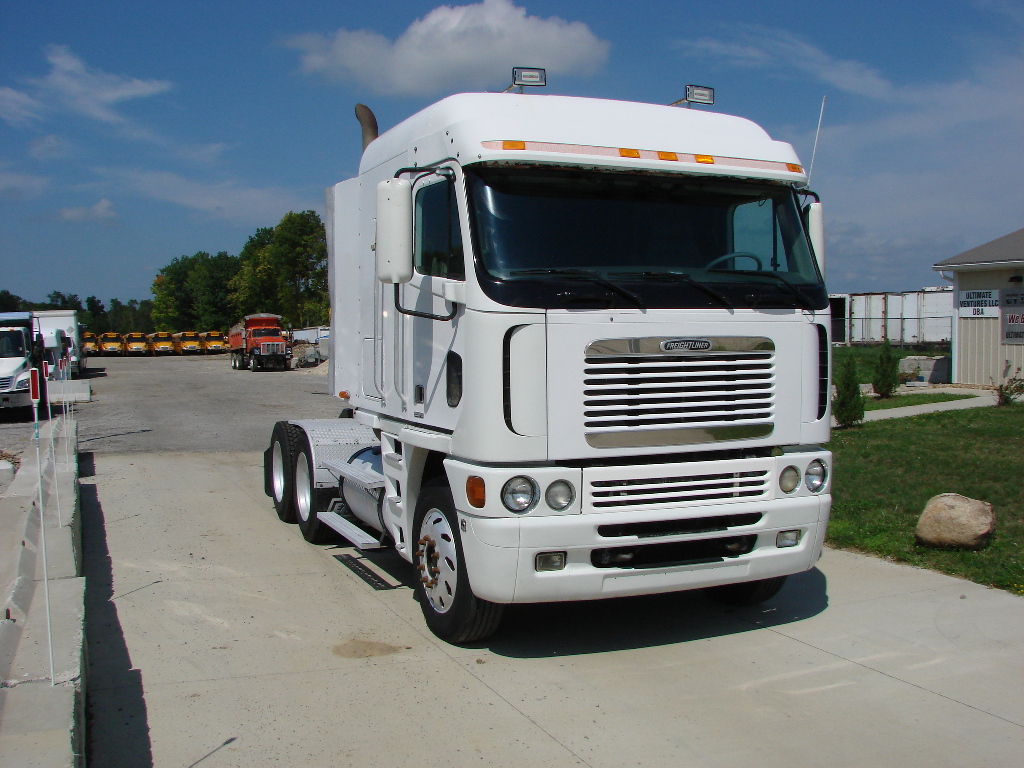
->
[268,92,832,644]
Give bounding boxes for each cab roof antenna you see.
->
[503,67,546,94]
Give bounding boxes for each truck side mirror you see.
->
[376,179,413,284]
[806,201,825,277]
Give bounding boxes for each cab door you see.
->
[397,167,466,431]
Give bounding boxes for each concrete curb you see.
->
[0,418,84,768]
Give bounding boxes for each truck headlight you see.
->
[544,480,575,510]
[805,460,827,492]
[501,476,538,513]
[779,466,800,493]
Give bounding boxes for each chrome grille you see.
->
[260,342,284,355]
[0,376,12,390]
[590,469,771,509]
[583,336,775,447]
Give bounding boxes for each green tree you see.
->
[85,296,109,334]
[187,251,239,330]
[872,340,901,399]
[833,354,865,428]
[46,292,84,311]
[228,212,328,328]
[0,289,24,311]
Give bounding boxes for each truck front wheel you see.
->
[705,576,788,606]
[413,481,503,644]
[293,432,336,544]
[249,354,258,372]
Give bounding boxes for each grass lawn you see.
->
[827,404,1024,595]
[833,345,949,384]
[864,392,976,411]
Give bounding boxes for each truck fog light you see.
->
[805,460,827,492]
[544,480,575,510]
[501,476,538,513]
[779,465,800,493]
[777,530,802,548]
[535,552,566,571]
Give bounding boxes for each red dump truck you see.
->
[228,313,292,371]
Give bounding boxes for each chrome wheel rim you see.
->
[295,452,311,522]
[271,441,285,501]
[416,508,458,614]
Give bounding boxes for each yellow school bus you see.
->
[98,332,124,356]
[147,331,174,355]
[82,332,98,355]
[172,331,203,354]
[200,331,227,353]
[123,332,149,355]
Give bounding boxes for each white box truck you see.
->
[32,309,86,378]
[0,312,47,414]
[265,92,832,643]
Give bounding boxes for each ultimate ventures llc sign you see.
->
[958,290,1000,317]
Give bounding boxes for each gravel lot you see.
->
[76,355,341,454]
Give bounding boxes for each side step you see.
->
[317,505,385,550]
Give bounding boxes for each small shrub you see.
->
[992,367,1024,406]
[872,340,901,398]
[833,354,865,427]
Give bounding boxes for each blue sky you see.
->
[3,0,1024,302]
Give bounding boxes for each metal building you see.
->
[933,228,1024,385]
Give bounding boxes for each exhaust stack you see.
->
[355,104,378,152]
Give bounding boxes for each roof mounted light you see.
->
[670,84,715,108]
[505,67,546,93]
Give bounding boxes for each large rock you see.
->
[915,493,995,549]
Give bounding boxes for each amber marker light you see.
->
[502,140,526,150]
[619,148,641,158]
[695,155,715,164]
[466,476,486,508]
[657,151,679,161]
[787,163,803,173]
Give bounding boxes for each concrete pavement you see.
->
[84,449,1024,768]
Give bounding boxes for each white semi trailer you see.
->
[265,91,832,643]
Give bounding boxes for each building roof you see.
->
[933,227,1024,270]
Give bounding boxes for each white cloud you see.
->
[59,198,116,222]
[678,28,896,101]
[33,45,172,128]
[29,134,70,160]
[101,167,312,225]
[287,0,609,95]
[677,28,1024,292]
[0,163,48,199]
[0,87,44,127]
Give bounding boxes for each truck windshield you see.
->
[252,329,280,338]
[465,166,827,310]
[0,330,26,358]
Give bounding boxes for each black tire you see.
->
[705,576,788,606]
[412,481,503,644]
[249,354,259,372]
[293,431,336,544]
[230,353,238,369]
[268,421,302,523]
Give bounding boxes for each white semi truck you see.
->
[265,91,832,643]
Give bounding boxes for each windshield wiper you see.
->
[618,271,733,309]
[706,268,817,311]
[510,268,646,309]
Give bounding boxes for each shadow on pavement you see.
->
[81,367,107,379]
[483,567,829,658]
[80,471,154,767]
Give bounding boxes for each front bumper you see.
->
[446,451,831,604]
[0,390,32,409]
